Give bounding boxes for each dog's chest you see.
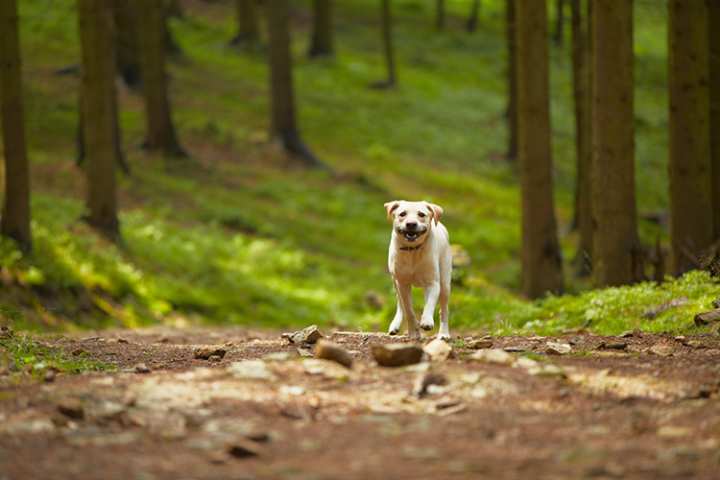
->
[391,252,437,286]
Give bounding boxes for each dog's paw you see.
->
[419,318,435,331]
[437,331,451,341]
[388,326,400,336]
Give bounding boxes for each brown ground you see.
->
[1,328,720,480]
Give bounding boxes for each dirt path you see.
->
[1,328,720,479]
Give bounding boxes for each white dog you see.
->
[384,200,452,340]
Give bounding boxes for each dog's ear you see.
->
[384,201,401,221]
[425,202,444,225]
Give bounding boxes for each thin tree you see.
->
[135,0,184,158]
[113,0,141,89]
[436,0,445,31]
[505,0,517,161]
[230,0,260,47]
[709,1,720,239]
[515,0,564,298]
[466,0,480,33]
[553,0,565,46]
[78,0,120,238]
[591,0,638,286]
[374,0,397,88]
[308,0,334,57]
[266,0,322,166]
[0,0,31,251]
[571,0,592,275]
[668,0,713,274]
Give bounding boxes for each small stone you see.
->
[227,439,262,458]
[467,338,493,349]
[297,347,314,358]
[116,338,129,344]
[423,338,453,361]
[134,363,151,374]
[371,343,424,367]
[208,355,223,363]
[282,325,323,345]
[601,341,628,350]
[514,357,540,369]
[503,345,526,353]
[545,342,572,355]
[57,398,85,420]
[44,369,57,383]
[229,360,276,381]
[193,346,227,360]
[314,340,353,368]
[412,372,447,398]
[649,343,674,357]
[470,349,514,365]
[686,340,706,349]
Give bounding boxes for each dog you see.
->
[384,200,452,340]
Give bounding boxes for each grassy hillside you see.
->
[0,0,716,335]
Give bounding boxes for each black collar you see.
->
[399,243,425,251]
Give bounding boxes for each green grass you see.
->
[0,0,717,337]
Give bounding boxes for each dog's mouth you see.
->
[398,229,427,242]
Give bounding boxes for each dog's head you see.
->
[384,200,443,243]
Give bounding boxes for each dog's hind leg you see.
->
[395,281,419,340]
[420,281,440,331]
[437,283,450,340]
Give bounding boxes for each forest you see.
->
[1,1,720,479]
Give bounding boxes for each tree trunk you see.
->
[466,0,480,33]
[113,0,141,89]
[231,0,260,46]
[571,0,592,275]
[505,0,517,161]
[709,1,720,239]
[591,0,638,286]
[135,0,184,158]
[378,0,397,87]
[436,0,445,31]
[668,0,713,274]
[515,0,564,298]
[79,0,120,239]
[308,0,334,57]
[553,0,565,46]
[0,0,31,251]
[266,0,321,166]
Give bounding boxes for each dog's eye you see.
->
[418,212,426,218]
[399,211,407,218]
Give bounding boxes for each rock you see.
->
[44,369,57,383]
[545,342,572,355]
[314,340,353,368]
[208,355,223,363]
[364,291,385,310]
[227,439,262,458]
[193,346,227,360]
[297,347,314,358]
[649,343,674,357]
[620,330,641,338]
[229,360,276,381]
[423,338,453,361]
[601,341,628,350]
[470,349,514,365]
[514,357,540,370]
[467,338,493,349]
[86,399,126,423]
[412,372,447,398]
[371,343,424,367]
[694,309,720,326]
[282,325,324,345]
[57,398,85,420]
[503,345,526,353]
[686,340,706,349]
[116,337,129,344]
[134,363,151,374]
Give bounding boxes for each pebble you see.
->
[467,338,493,349]
[423,338,453,361]
[314,339,353,368]
[371,343,424,367]
[413,372,448,398]
[44,369,57,383]
[602,341,628,350]
[134,363,151,374]
[57,398,85,420]
[208,355,223,363]
[649,343,674,357]
[282,325,324,345]
[193,346,227,360]
[545,342,572,355]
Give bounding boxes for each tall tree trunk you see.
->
[113,0,141,89]
[505,0,518,161]
[135,0,184,158]
[266,0,321,167]
[378,0,397,88]
[230,0,260,46]
[591,0,638,286]
[0,0,31,251]
[79,0,120,238]
[308,0,334,57]
[436,0,445,31]
[571,0,592,275]
[668,0,713,274]
[553,0,565,46]
[515,0,564,298]
[709,1,720,240]
[466,0,480,33]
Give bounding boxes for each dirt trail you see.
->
[1,328,720,480]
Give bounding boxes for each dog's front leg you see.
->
[419,281,440,331]
[388,299,403,335]
[395,280,419,340]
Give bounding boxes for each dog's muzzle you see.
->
[397,227,427,242]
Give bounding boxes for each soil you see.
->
[1,328,720,479]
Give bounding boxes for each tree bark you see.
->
[308,0,334,57]
[709,1,720,239]
[571,0,592,275]
[436,0,445,31]
[515,0,564,298]
[379,0,397,87]
[505,0,517,161]
[79,0,120,238]
[266,0,321,166]
[0,0,31,251]
[231,0,260,47]
[591,0,638,286]
[466,0,480,33]
[668,0,713,274]
[113,0,141,89]
[553,0,565,46]
[135,0,184,158]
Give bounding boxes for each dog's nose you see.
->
[406,222,418,230]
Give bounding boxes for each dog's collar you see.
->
[399,243,425,251]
